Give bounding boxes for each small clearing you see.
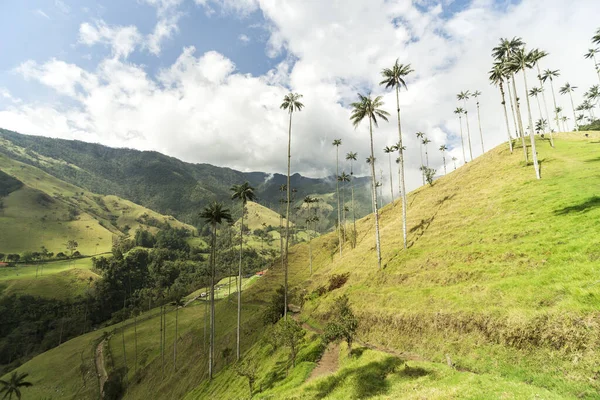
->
[307,342,339,382]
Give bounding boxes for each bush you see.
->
[323,295,358,354]
[311,286,327,298]
[103,367,126,400]
[328,273,350,292]
[262,286,286,325]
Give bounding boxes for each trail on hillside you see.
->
[307,343,340,381]
[95,339,108,398]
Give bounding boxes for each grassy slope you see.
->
[7,133,600,399]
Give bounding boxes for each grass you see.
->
[8,132,600,399]
[185,274,262,301]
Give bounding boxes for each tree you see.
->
[276,319,305,368]
[170,296,184,371]
[338,172,350,225]
[416,131,426,184]
[452,157,458,170]
[453,108,467,163]
[0,371,33,400]
[323,295,358,354]
[584,48,600,85]
[560,115,569,132]
[472,90,485,153]
[528,87,544,127]
[280,92,304,321]
[507,46,541,179]
[380,59,413,250]
[422,137,431,167]
[350,93,389,269]
[439,145,448,175]
[559,83,578,131]
[420,166,436,186]
[230,181,256,361]
[199,201,233,380]
[66,239,78,257]
[541,69,562,132]
[593,28,600,46]
[535,119,547,134]
[332,139,343,258]
[345,151,358,241]
[530,49,553,142]
[457,90,474,160]
[489,63,514,153]
[383,146,396,202]
[304,196,318,275]
[234,358,258,398]
[492,37,529,163]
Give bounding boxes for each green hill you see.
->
[5,133,600,399]
[0,128,373,229]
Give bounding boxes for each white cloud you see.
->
[78,21,142,59]
[3,0,600,195]
[34,9,50,19]
[238,34,250,44]
[142,0,184,55]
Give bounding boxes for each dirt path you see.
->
[95,339,108,398]
[308,343,340,381]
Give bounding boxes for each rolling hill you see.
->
[5,132,600,399]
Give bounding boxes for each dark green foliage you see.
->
[579,119,600,131]
[262,286,286,325]
[234,358,258,397]
[421,167,437,186]
[328,273,350,292]
[103,367,127,400]
[0,170,23,197]
[134,229,156,248]
[274,319,305,367]
[323,295,358,353]
[0,371,33,400]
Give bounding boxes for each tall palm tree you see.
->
[452,109,467,164]
[528,87,544,124]
[584,48,600,85]
[593,28,600,45]
[199,201,233,380]
[422,137,431,166]
[383,145,396,202]
[0,372,32,400]
[439,145,448,174]
[230,182,256,361]
[560,115,569,132]
[338,172,350,225]
[345,151,358,240]
[280,92,304,321]
[380,59,413,250]
[171,296,184,371]
[531,49,553,139]
[489,63,514,153]
[472,90,485,153]
[559,83,578,131]
[332,139,343,257]
[507,47,541,179]
[457,90,473,160]
[452,156,458,170]
[493,37,528,163]
[303,196,317,274]
[416,131,426,183]
[350,93,389,269]
[541,69,561,132]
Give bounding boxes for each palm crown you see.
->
[439,145,448,151]
[541,69,560,83]
[383,145,395,154]
[457,90,470,101]
[0,372,33,400]
[200,201,233,226]
[231,182,256,205]
[332,139,342,147]
[594,28,600,45]
[454,107,465,115]
[345,151,357,161]
[379,60,414,90]
[529,87,542,97]
[280,93,304,113]
[492,37,524,61]
[559,83,577,95]
[350,94,390,128]
[584,48,599,59]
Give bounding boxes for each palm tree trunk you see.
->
[535,96,543,126]
[506,79,519,140]
[593,54,600,85]
[236,204,244,361]
[568,91,578,131]
[536,64,552,135]
[121,318,127,371]
[174,307,178,371]
[549,79,561,132]
[368,117,382,269]
[162,306,166,377]
[335,147,342,257]
[203,285,208,352]
[350,161,357,245]
[394,86,407,250]
[522,68,541,180]
[476,101,484,153]
[134,314,138,374]
[442,153,446,174]
[463,99,473,160]
[458,116,466,163]
[425,145,429,167]
[209,224,216,380]
[387,153,394,203]
[499,82,514,153]
[284,111,292,321]
[511,75,529,163]
[419,142,425,184]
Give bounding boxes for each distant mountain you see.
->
[0,128,373,228]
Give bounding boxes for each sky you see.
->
[0,0,599,195]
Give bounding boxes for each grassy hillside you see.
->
[7,132,600,399]
[0,153,196,255]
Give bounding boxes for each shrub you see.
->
[323,295,358,354]
[262,286,286,325]
[328,273,350,292]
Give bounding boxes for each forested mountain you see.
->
[0,129,372,227]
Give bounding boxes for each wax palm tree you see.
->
[531,49,553,140]
[199,201,233,379]
[383,145,395,202]
[528,87,544,125]
[338,172,350,223]
[452,156,458,170]
[541,69,562,132]
[280,92,303,320]
[452,109,466,164]
[345,151,358,240]
[535,119,547,134]
[489,63,514,152]
[0,372,32,400]
[230,181,256,360]
[439,145,448,174]
[416,131,426,183]
[332,139,343,257]
[560,115,568,132]
[559,83,578,131]
[471,90,485,153]
[493,37,528,162]
[303,196,317,274]
[593,28,600,45]
[457,90,473,160]
[380,59,413,250]
[507,47,541,179]
[584,48,600,84]
[350,93,389,269]
[171,296,184,371]
[422,137,431,166]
